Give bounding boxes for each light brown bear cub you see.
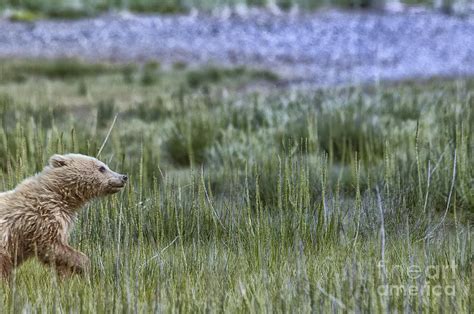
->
[0,154,127,279]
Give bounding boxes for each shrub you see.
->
[96,100,115,129]
[164,114,218,167]
[140,61,161,86]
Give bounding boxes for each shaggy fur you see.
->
[0,154,127,279]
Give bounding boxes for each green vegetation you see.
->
[1,0,440,19]
[0,59,130,82]
[186,66,278,89]
[0,59,472,312]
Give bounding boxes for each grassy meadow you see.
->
[0,59,472,312]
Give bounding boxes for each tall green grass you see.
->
[0,60,472,312]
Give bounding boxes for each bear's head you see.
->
[45,153,128,200]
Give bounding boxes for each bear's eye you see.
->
[99,166,106,173]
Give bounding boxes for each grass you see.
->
[1,0,444,20]
[0,59,130,82]
[0,59,472,312]
[186,67,278,89]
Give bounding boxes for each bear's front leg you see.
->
[0,250,12,280]
[38,242,90,278]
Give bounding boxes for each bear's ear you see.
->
[49,154,68,168]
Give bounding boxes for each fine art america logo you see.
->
[376,261,457,297]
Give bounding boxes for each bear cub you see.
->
[0,154,127,279]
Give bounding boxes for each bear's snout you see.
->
[114,173,127,186]
[106,171,128,192]
[112,173,127,186]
